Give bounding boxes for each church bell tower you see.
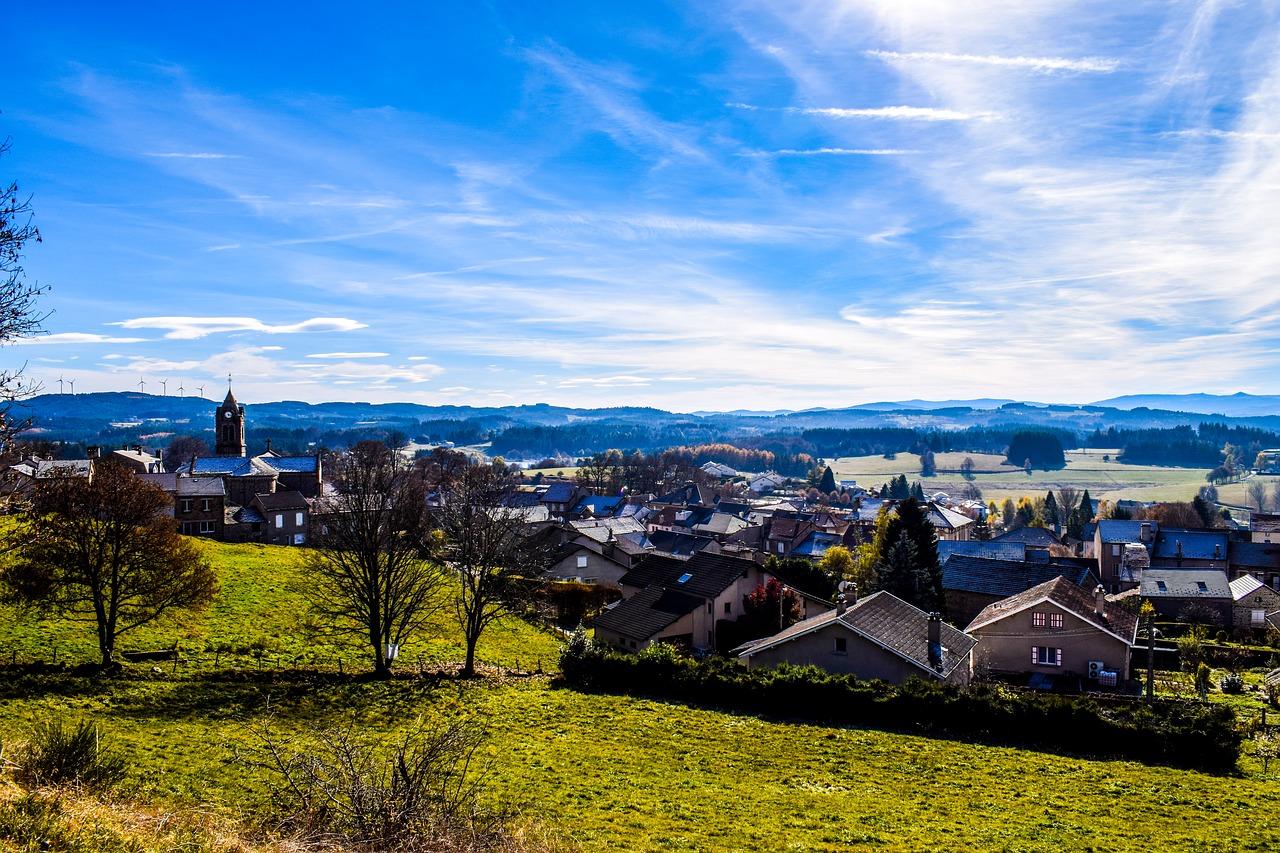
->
[214,381,246,458]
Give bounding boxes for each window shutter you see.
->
[1055,648,1063,666]
[1031,646,1038,665]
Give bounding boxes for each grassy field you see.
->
[4,539,1280,852]
[830,449,1214,506]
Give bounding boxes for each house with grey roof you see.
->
[1228,540,1280,591]
[736,591,976,686]
[1230,574,1280,632]
[252,490,310,546]
[1150,528,1229,571]
[1140,569,1233,626]
[1093,520,1157,591]
[940,554,1100,626]
[966,576,1138,684]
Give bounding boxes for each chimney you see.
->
[1214,543,1221,560]
[1139,522,1152,543]
[927,612,942,670]
[1094,585,1106,620]
[836,594,847,615]
[1176,540,1183,568]
[86,446,100,459]
[155,448,163,461]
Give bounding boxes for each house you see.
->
[1229,575,1280,632]
[749,472,786,494]
[764,515,815,556]
[1250,512,1280,544]
[538,483,583,517]
[544,541,633,587]
[940,554,1100,627]
[252,490,310,546]
[175,477,227,538]
[1149,528,1229,571]
[653,483,718,508]
[700,461,738,479]
[1093,520,1158,591]
[736,591,976,686]
[105,446,165,474]
[1140,569,1233,626]
[991,526,1061,550]
[938,540,1028,564]
[923,501,975,542]
[965,577,1138,683]
[1228,540,1280,590]
[595,552,831,652]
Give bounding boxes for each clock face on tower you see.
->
[224,410,233,418]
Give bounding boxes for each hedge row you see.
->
[559,634,1241,772]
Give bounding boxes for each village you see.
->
[6,387,1279,703]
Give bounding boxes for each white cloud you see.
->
[16,332,146,345]
[866,50,1121,74]
[796,106,1000,121]
[306,352,389,359]
[110,316,368,339]
[143,152,242,159]
[754,148,919,156]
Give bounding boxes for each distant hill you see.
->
[1090,392,1280,418]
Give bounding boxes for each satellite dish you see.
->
[837,580,853,593]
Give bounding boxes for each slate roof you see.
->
[1141,569,1232,599]
[925,502,974,531]
[591,585,704,641]
[791,530,843,559]
[1251,512,1280,533]
[941,555,1097,599]
[136,472,179,492]
[653,483,716,507]
[938,540,1027,563]
[34,459,92,478]
[231,505,266,524]
[992,526,1061,547]
[539,483,577,504]
[571,495,624,516]
[191,456,279,477]
[1152,528,1229,562]
[266,456,320,473]
[253,490,309,512]
[177,477,226,497]
[1096,520,1157,544]
[1229,541,1280,570]
[966,576,1139,644]
[618,552,754,601]
[738,591,977,681]
[694,512,750,538]
[646,529,718,557]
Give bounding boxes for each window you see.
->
[577,555,588,569]
[724,601,732,614]
[275,514,283,528]
[1196,581,1208,592]
[676,572,693,584]
[1050,613,1063,629]
[582,577,597,584]
[1032,612,1046,628]
[833,637,847,655]
[1111,544,1120,556]
[179,499,193,514]
[294,533,305,545]
[1032,646,1062,666]
[1156,580,1167,592]
[201,499,212,512]
[198,521,216,534]
[1253,609,1267,626]
[295,512,304,526]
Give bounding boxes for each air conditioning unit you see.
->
[1088,661,1104,680]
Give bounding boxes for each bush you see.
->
[14,719,127,791]
[1221,673,1244,694]
[558,643,1241,772]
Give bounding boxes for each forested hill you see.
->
[11,392,1280,468]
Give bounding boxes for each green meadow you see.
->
[2,538,1279,852]
[830,449,1215,506]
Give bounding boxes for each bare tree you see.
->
[308,441,443,677]
[434,464,548,677]
[1055,486,1081,519]
[1,136,48,448]
[163,434,211,472]
[1247,478,1269,512]
[3,461,217,667]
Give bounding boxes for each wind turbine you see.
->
[138,377,146,394]
[178,382,185,398]
[57,375,64,394]
[196,385,205,399]
[67,379,75,394]
[160,379,168,396]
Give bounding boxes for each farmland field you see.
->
[830,449,1215,506]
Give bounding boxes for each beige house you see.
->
[735,591,976,686]
[1230,575,1280,631]
[966,576,1138,683]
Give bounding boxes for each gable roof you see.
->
[177,477,226,497]
[1229,541,1280,570]
[738,591,977,680]
[1140,569,1231,599]
[992,526,1061,547]
[1230,574,1271,601]
[938,540,1027,563]
[618,551,754,601]
[253,490,309,512]
[645,529,719,558]
[1151,528,1229,561]
[591,585,704,641]
[1096,519,1157,544]
[941,555,1096,599]
[966,576,1138,644]
[1251,512,1280,533]
[539,483,577,504]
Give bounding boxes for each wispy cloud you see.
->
[866,50,1120,74]
[143,152,242,159]
[306,352,389,359]
[109,317,368,339]
[17,332,146,345]
[749,148,920,156]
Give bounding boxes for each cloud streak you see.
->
[109,317,368,339]
[866,50,1121,74]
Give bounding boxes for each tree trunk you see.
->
[463,636,478,678]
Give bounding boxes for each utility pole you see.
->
[1146,610,1156,703]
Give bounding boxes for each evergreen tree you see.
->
[1043,491,1060,527]
[1078,489,1093,520]
[910,480,926,501]
[971,515,991,541]
[877,532,924,605]
[818,466,837,494]
[872,496,944,611]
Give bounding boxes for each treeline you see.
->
[1089,423,1280,467]
[559,636,1240,772]
[490,422,723,458]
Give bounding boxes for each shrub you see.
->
[15,719,127,791]
[1221,673,1244,694]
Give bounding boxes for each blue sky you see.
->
[5,1,1280,411]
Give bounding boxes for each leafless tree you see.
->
[434,464,549,677]
[2,461,217,667]
[1247,478,1269,512]
[308,441,443,677]
[1,136,48,448]
[1055,486,1081,519]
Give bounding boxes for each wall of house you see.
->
[1233,586,1280,629]
[176,497,223,538]
[971,602,1131,680]
[743,624,964,685]
[1146,596,1231,627]
[547,551,628,587]
[264,508,308,546]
